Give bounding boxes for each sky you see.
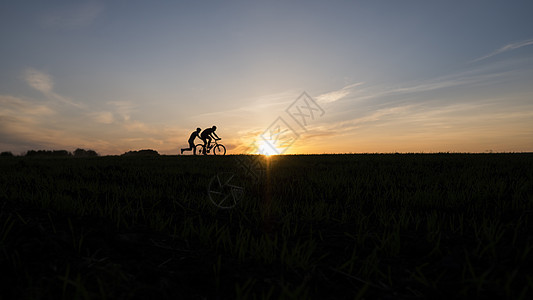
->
[1,0,532,155]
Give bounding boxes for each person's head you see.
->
[196,127,201,132]
[212,125,217,130]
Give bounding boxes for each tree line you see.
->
[1,148,161,157]
[0,148,99,157]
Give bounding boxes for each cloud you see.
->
[107,101,136,121]
[123,120,152,133]
[332,62,524,111]
[194,90,298,120]
[385,71,506,95]
[472,38,533,62]
[331,104,417,132]
[0,95,55,117]
[24,68,54,94]
[316,82,364,104]
[0,95,59,151]
[92,111,114,124]
[324,92,533,148]
[23,68,85,108]
[42,2,104,28]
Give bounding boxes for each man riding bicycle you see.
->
[200,126,220,155]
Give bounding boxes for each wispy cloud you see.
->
[330,104,417,132]
[331,61,525,110]
[107,101,136,121]
[0,95,58,151]
[42,2,104,28]
[316,82,364,104]
[91,111,114,124]
[194,90,298,119]
[23,68,85,108]
[472,38,533,62]
[24,69,54,94]
[0,95,55,117]
[388,70,509,95]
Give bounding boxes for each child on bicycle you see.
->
[200,126,220,155]
[181,127,202,155]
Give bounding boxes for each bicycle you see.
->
[195,138,226,155]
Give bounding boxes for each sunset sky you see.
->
[1,1,532,155]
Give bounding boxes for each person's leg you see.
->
[181,143,193,154]
[206,136,212,152]
[201,137,207,154]
[190,141,196,155]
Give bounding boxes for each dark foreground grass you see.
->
[1,154,532,299]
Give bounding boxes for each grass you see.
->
[0,153,532,299]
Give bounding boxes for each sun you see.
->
[257,140,278,156]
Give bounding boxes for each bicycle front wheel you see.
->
[195,144,205,155]
[213,144,226,155]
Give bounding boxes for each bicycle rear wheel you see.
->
[213,144,226,155]
[195,144,205,155]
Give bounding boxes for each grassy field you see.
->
[1,154,532,299]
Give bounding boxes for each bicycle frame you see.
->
[204,138,221,151]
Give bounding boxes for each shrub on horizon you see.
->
[73,148,99,157]
[25,150,72,157]
[121,149,160,157]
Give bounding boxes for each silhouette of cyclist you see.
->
[181,127,201,155]
[200,126,220,155]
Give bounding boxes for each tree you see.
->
[121,149,159,157]
[73,148,99,157]
[25,150,72,157]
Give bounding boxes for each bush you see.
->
[25,150,72,157]
[121,149,160,157]
[0,151,13,157]
[73,148,99,157]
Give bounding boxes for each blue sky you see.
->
[1,0,532,154]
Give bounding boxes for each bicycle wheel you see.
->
[195,144,205,155]
[213,144,226,155]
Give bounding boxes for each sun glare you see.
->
[258,140,278,156]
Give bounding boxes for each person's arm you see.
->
[212,132,220,139]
